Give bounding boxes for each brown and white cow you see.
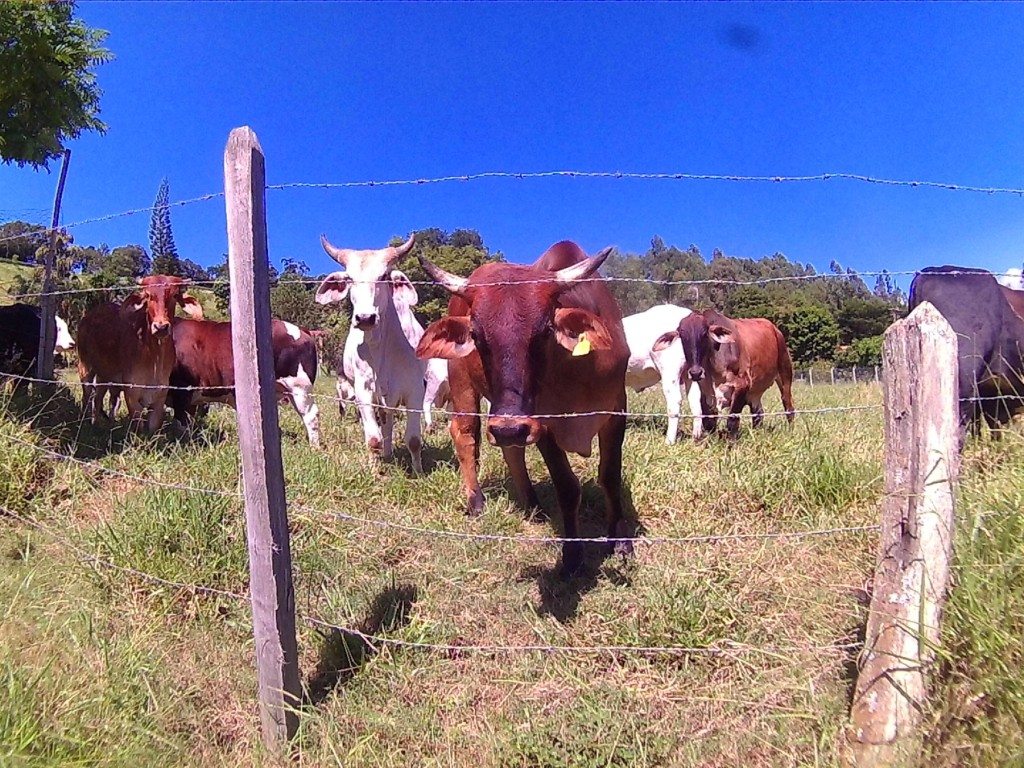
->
[168,318,321,446]
[655,309,795,439]
[77,275,203,432]
[416,240,631,576]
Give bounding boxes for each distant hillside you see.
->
[0,258,34,305]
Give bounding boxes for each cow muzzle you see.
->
[688,366,705,382]
[151,321,171,337]
[486,415,542,447]
[354,313,378,330]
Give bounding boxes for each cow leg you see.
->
[750,396,765,429]
[660,372,681,445]
[146,390,168,434]
[501,446,541,512]
[421,380,434,434]
[597,411,632,559]
[354,378,384,457]
[336,376,355,419]
[777,373,795,424]
[726,384,749,438]
[692,378,718,440]
[287,384,321,448]
[536,433,583,577]
[404,402,424,476]
[381,407,395,460]
[449,361,485,515]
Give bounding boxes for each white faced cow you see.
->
[315,234,426,474]
[335,268,450,432]
[622,303,704,444]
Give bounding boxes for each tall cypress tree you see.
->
[149,178,181,276]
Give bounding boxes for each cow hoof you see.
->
[465,489,485,517]
[612,538,635,559]
[367,437,382,453]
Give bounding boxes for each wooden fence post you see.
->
[852,365,858,384]
[874,365,880,383]
[35,149,71,382]
[225,126,300,751]
[831,367,836,386]
[847,301,960,766]
[808,368,814,388]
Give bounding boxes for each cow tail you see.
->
[775,328,796,422]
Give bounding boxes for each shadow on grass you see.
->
[1,380,191,459]
[304,583,418,707]
[518,477,642,624]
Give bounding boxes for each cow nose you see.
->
[354,313,378,329]
[151,321,170,336]
[487,416,537,447]
[689,366,704,382]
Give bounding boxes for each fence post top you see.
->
[227,126,262,151]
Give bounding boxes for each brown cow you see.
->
[415,240,631,576]
[168,318,321,446]
[77,275,203,432]
[656,309,795,439]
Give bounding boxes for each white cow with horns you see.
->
[315,233,426,474]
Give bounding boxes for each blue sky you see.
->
[2,1,1024,284]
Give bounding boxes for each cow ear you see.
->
[315,272,352,304]
[416,316,475,360]
[709,325,732,344]
[652,331,678,352]
[179,294,204,319]
[552,307,613,353]
[390,270,418,306]
[121,292,147,314]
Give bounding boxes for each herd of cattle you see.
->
[1,239,1022,573]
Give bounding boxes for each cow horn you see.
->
[389,233,416,260]
[553,246,614,285]
[320,234,350,266]
[419,254,469,294]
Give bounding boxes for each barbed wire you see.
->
[5,267,1022,301]
[0,431,882,546]
[1,504,247,601]
[268,170,1024,196]
[0,370,888,417]
[0,504,864,659]
[301,615,861,658]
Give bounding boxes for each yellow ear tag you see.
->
[572,332,591,357]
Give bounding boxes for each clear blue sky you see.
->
[2,1,1023,284]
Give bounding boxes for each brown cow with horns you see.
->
[415,240,632,576]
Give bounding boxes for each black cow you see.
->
[0,303,75,378]
[909,266,1024,438]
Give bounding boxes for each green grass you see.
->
[0,374,1020,766]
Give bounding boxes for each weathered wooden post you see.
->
[808,368,814,388]
[225,126,300,751]
[35,149,71,382]
[875,365,880,383]
[831,367,836,386]
[847,301,960,767]
[852,365,858,384]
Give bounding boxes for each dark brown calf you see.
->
[656,309,795,438]
[77,275,203,432]
[416,241,631,576]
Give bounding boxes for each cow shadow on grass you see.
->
[517,477,642,624]
[304,583,418,707]
[0,380,226,460]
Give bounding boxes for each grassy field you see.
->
[0,259,34,304]
[0,372,1021,767]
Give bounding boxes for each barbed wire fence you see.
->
[0,127,1011,763]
